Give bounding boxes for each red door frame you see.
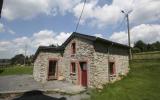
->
[78,61,88,87]
[47,58,59,80]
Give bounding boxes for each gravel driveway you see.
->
[0,75,85,94]
[0,75,89,100]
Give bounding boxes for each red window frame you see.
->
[71,42,76,54]
[71,62,76,73]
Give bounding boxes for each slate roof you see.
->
[61,32,129,48]
[34,32,130,61]
[33,46,64,61]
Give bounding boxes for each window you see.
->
[109,62,115,75]
[71,42,76,54]
[71,62,76,73]
[80,62,87,71]
[48,60,57,80]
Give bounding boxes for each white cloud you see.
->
[0,23,16,35]
[112,0,134,11]
[0,37,31,58]
[54,32,72,45]
[94,33,103,38]
[2,0,81,20]
[73,1,123,28]
[0,30,71,58]
[110,31,127,44]
[0,41,12,51]
[32,30,71,47]
[32,30,56,47]
[8,29,16,35]
[13,37,30,47]
[2,0,160,28]
[110,24,160,46]
[130,0,160,24]
[0,23,5,32]
[72,0,160,27]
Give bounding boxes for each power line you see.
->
[75,0,87,32]
[113,16,126,31]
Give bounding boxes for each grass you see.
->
[90,59,160,100]
[134,51,160,54]
[133,51,160,60]
[0,65,33,76]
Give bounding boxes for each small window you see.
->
[71,62,76,73]
[109,62,115,75]
[80,62,87,71]
[71,42,76,54]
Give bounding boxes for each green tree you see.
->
[133,40,160,53]
[134,40,147,52]
[132,47,141,53]
[152,41,160,51]
[11,54,25,65]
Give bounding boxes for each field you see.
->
[0,65,33,76]
[90,59,160,100]
[133,51,160,60]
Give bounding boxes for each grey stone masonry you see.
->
[33,52,62,83]
[33,33,129,88]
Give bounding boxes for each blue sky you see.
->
[0,0,160,58]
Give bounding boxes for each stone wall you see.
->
[92,42,129,88]
[33,52,62,83]
[92,52,129,88]
[33,37,129,88]
[62,37,95,87]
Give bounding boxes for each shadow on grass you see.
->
[12,90,66,100]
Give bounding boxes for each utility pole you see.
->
[121,10,132,60]
[24,44,27,66]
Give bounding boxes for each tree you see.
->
[152,41,160,51]
[147,44,153,51]
[11,54,34,66]
[133,40,160,53]
[134,40,147,52]
[26,55,34,65]
[11,54,25,65]
[132,47,141,53]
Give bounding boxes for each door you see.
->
[48,60,57,80]
[80,62,87,87]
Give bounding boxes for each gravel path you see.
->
[0,75,86,94]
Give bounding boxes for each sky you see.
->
[0,0,160,59]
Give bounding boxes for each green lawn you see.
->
[0,65,33,76]
[90,60,160,100]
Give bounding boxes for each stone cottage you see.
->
[33,32,129,88]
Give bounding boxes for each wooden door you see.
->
[48,60,57,80]
[80,62,87,87]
